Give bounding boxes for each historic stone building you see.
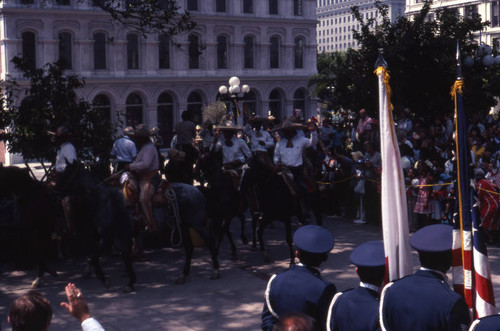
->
[0,0,318,161]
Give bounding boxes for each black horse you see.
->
[56,162,136,292]
[243,160,297,265]
[58,162,219,287]
[0,165,58,287]
[195,149,252,259]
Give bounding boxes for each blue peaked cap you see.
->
[350,241,386,267]
[293,225,334,254]
[410,224,453,252]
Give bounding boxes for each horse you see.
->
[57,162,219,287]
[55,161,137,292]
[0,164,58,288]
[242,159,297,265]
[194,149,252,259]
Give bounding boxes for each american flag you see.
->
[451,55,496,317]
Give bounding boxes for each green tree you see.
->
[0,57,115,179]
[85,0,195,36]
[311,1,500,121]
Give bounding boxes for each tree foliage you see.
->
[88,0,195,36]
[310,1,500,121]
[0,57,115,178]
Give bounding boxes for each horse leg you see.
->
[257,217,271,263]
[284,217,295,266]
[176,226,193,285]
[89,254,110,289]
[223,218,238,260]
[121,250,136,293]
[238,212,249,245]
[206,231,220,280]
[251,212,260,250]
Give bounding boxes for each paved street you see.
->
[1,215,500,330]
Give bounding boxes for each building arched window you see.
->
[125,93,143,127]
[127,33,139,69]
[244,35,254,69]
[216,0,226,12]
[93,32,106,70]
[243,0,253,13]
[269,36,280,68]
[92,94,111,123]
[187,0,198,11]
[269,89,283,120]
[243,90,258,117]
[294,0,303,16]
[58,32,72,70]
[188,34,200,69]
[157,92,174,146]
[293,88,306,119]
[294,37,304,69]
[159,34,170,69]
[217,35,228,69]
[269,0,278,14]
[22,31,36,70]
[187,91,203,123]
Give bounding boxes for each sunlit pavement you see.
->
[1,214,500,330]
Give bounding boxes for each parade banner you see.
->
[375,63,413,281]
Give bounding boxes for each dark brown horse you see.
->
[0,164,58,287]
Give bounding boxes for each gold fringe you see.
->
[374,66,393,111]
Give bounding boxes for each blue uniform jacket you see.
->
[380,269,471,331]
[261,264,337,331]
[329,286,381,331]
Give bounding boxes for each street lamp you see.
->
[463,43,500,68]
[218,76,250,126]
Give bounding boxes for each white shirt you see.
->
[55,141,77,173]
[213,135,251,164]
[273,131,317,167]
[244,125,274,152]
[82,317,105,331]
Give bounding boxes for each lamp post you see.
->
[218,76,250,126]
[463,43,500,68]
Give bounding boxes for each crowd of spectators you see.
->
[316,107,500,240]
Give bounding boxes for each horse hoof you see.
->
[123,285,135,293]
[31,277,41,289]
[175,276,186,285]
[210,270,220,280]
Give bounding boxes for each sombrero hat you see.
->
[271,119,306,132]
[133,124,153,138]
[215,121,243,131]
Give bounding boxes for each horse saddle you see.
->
[277,170,297,197]
[122,174,172,207]
[223,169,241,191]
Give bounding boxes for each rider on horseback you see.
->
[212,122,251,189]
[273,119,318,219]
[124,124,159,232]
[50,125,77,237]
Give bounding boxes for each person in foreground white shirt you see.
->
[8,283,105,331]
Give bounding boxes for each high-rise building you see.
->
[316,0,405,52]
[406,0,500,51]
[0,0,318,163]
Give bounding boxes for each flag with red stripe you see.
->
[451,53,496,317]
[375,60,412,282]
